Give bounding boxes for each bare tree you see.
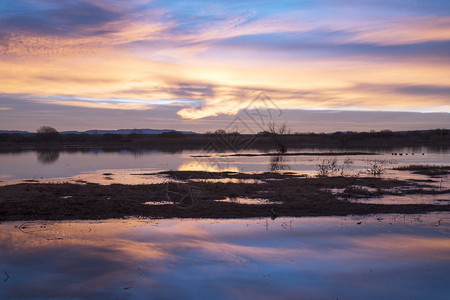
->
[267,121,276,135]
[267,121,289,153]
[267,121,290,135]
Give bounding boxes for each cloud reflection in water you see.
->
[0,214,449,299]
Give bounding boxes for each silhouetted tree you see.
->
[214,129,227,135]
[257,131,271,137]
[36,126,60,142]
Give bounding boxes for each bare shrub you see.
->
[365,160,386,176]
[317,157,354,177]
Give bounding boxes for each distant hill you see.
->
[0,129,198,135]
[0,130,31,134]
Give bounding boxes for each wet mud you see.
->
[1,171,449,221]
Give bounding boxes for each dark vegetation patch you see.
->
[342,186,378,198]
[408,179,440,183]
[394,165,450,176]
[1,172,449,221]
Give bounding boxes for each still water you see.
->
[1,213,449,300]
[0,147,448,181]
[1,148,449,299]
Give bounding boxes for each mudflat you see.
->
[1,171,449,221]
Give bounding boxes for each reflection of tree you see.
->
[37,150,60,164]
[270,155,290,171]
[130,150,144,158]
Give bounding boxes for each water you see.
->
[1,148,449,299]
[0,213,449,300]
[0,147,448,181]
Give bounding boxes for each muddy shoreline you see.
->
[1,171,449,221]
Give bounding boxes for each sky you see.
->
[0,0,449,133]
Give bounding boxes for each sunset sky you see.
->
[0,0,449,133]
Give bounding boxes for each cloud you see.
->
[1,93,448,132]
[0,1,123,37]
[0,0,449,131]
[1,46,448,119]
[345,16,450,46]
[176,80,450,119]
[3,1,448,59]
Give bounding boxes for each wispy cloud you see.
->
[32,98,154,111]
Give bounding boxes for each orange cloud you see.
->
[1,4,449,120]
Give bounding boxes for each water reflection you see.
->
[215,197,283,205]
[269,155,290,171]
[0,147,448,181]
[0,213,449,299]
[178,161,239,172]
[36,150,60,164]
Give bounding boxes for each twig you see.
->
[3,271,9,283]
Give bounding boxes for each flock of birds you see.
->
[391,152,425,156]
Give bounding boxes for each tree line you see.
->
[0,126,448,149]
